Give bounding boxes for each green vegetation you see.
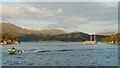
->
[16,32,108,42]
[16,32,89,42]
[2,33,17,41]
[100,33,120,45]
[1,22,109,42]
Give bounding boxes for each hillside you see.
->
[1,22,108,42]
[16,32,108,42]
[100,33,120,44]
[16,32,89,42]
[1,22,66,36]
[96,32,117,36]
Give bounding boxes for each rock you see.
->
[14,41,20,44]
[1,33,20,45]
[0,40,20,45]
[0,43,4,45]
[82,41,97,45]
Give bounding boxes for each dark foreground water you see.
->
[0,42,118,66]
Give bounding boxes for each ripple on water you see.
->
[27,63,34,65]
[40,58,42,59]
[17,56,21,58]
[66,59,70,60]
[45,63,49,65]
[55,61,59,64]
[56,49,73,52]
[70,55,74,56]
[10,63,14,65]
[2,42,118,66]
[106,56,110,59]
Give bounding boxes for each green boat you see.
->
[8,48,22,55]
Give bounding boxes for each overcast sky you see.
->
[0,2,118,34]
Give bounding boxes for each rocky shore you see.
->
[100,33,120,45]
[82,41,97,45]
[1,39,20,45]
[1,33,20,45]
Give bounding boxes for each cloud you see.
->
[44,16,88,30]
[45,21,79,30]
[44,16,79,30]
[72,16,88,22]
[1,2,118,33]
[2,0,119,2]
[89,21,117,25]
[56,8,63,14]
[23,2,117,21]
[27,7,41,13]
[1,5,61,20]
[44,15,117,32]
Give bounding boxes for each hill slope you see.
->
[1,22,66,36]
[1,22,108,42]
[96,32,117,36]
[16,32,89,42]
[100,33,120,44]
[16,32,108,42]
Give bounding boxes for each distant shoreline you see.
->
[24,41,84,42]
[39,40,63,42]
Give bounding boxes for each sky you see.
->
[0,1,118,34]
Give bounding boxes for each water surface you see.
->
[1,42,118,66]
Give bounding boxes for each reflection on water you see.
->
[1,42,118,66]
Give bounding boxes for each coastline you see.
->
[39,40,63,42]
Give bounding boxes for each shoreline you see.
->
[39,40,63,42]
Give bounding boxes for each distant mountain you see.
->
[1,22,108,42]
[96,32,117,36]
[1,22,66,36]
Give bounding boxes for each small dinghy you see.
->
[8,48,22,55]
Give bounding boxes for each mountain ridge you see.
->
[1,22,66,36]
[1,22,117,36]
[1,22,109,42]
[96,32,118,36]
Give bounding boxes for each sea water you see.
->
[1,42,118,66]
[0,45,2,67]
